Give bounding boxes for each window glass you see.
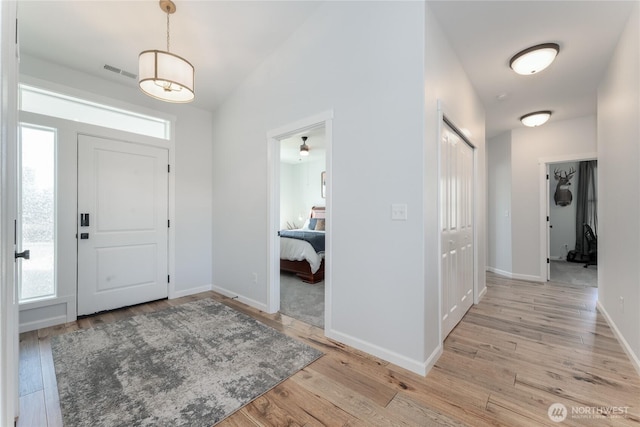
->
[19,125,56,301]
[20,85,170,140]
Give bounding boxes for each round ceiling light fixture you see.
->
[509,43,560,75]
[520,111,552,127]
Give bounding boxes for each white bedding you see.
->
[280,232,324,274]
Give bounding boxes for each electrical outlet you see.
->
[252,273,258,284]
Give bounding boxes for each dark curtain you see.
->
[575,160,597,256]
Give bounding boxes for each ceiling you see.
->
[18,1,636,139]
[428,1,636,138]
[18,1,322,112]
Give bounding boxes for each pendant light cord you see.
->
[166,7,171,52]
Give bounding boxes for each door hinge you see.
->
[546,174,549,180]
[547,258,550,264]
[167,275,170,283]
[547,216,549,222]
[168,164,170,173]
[168,219,170,228]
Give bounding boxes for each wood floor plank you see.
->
[216,408,261,426]
[18,331,43,396]
[385,393,470,427]
[17,390,47,427]
[292,368,413,426]
[38,338,63,427]
[308,353,397,407]
[264,380,363,427]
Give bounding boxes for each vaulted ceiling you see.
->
[18,1,636,139]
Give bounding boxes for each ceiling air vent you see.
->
[103,64,137,80]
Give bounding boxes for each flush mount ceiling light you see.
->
[139,0,194,103]
[299,136,310,156]
[509,43,560,75]
[520,111,552,127]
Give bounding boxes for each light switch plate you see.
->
[391,204,408,220]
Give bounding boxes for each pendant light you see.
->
[139,0,195,103]
[510,43,560,75]
[520,111,552,127]
[299,136,310,156]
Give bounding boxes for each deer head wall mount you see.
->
[553,167,575,206]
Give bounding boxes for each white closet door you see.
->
[441,123,474,339]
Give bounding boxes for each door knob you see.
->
[15,250,30,260]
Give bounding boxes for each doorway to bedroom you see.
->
[266,111,332,331]
[544,157,598,288]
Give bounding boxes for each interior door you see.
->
[77,135,168,316]
[441,122,474,338]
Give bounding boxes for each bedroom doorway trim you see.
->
[266,110,333,330]
[538,152,597,282]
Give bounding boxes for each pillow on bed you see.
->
[302,218,312,230]
[308,218,318,230]
[314,219,325,230]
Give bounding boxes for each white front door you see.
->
[441,122,474,338]
[77,135,168,316]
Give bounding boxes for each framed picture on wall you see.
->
[321,171,326,198]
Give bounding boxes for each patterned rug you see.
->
[51,298,322,426]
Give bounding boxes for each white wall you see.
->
[279,163,297,229]
[510,115,596,279]
[425,4,487,357]
[19,55,213,296]
[487,132,512,273]
[280,159,325,229]
[597,3,640,371]
[212,1,431,373]
[549,161,579,259]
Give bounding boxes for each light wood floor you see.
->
[19,273,640,426]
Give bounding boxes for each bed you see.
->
[279,206,325,283]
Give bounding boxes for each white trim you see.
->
[169,284,213,299]
[325,328,441,376]
[486,266,545,283]
[538,152,598,282]
[596,301,640,376]
[18,296,74,333]
[211,285,268,313]
[266,111,334,329]
[19,75,176,125]
[477,285,487,300]
[0,2,19,422]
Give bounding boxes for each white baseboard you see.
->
[19,315,68,333]
[325,328,440,376]
[477,285,487,301]
[211,285,268,313]
[486,266,545,283]
[596,300,640,376]
[169,284,212,299]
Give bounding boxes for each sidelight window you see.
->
[18,124,57,302]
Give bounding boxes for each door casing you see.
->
[266,111,333,329]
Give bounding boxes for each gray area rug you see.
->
[51,298,322,427]
[280,273,324,328]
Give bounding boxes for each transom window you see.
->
[19,84,170,140]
